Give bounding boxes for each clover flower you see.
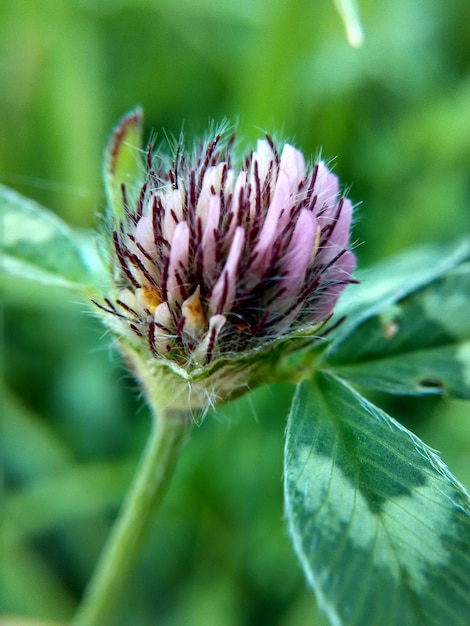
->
[98,124,356,379]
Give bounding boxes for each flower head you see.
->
[98,113,355,407]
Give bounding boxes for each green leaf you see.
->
[330,239,470,352]
[325,261,470,397]
[284,372,470,626]
[0,184,96,289]
[328,343,470,398]
[103,107,145,221]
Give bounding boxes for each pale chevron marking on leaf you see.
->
[1,184,93,287]
[3,207,61,245]
[287,447,468,624]
[332,385,465,492]
[419,264,470,335]
[289,445,450,585]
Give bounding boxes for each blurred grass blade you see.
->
[284,371,470,626]
[103,107,144,221]
[0,184,97,289]
[2,520,74,620]
[2,385,74,481]
[5,461,133,539]
[326,260,470,398]
[333,0,364,47]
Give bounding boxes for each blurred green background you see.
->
[1,0,470,624]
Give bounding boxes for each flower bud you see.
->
[97,113,356,410]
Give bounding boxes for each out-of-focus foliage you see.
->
[1,0,469,624]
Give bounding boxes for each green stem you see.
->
[71,406,190,626]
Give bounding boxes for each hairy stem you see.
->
[71,405,190,626]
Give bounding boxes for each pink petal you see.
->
[135,215,154,252]
[312,251,356,322]
[317,198,353,266]
[166,221,189,303]
[251,139,275,190]
[249,145,306,275]
[210,226,245,315]
[196,163,225,227]
[330,198,353,247]
[163,189,184,243]
[314,164,339,214]
[202,195,221,276]
[134,215,158,281]
[226,170,247,241]
[279,144,305,190]
[193,314,226,364]
[153,301,173,354]
[154,301,172,328]
[269,301,304,334]
[249,169,290,275]
[277,209,317,302]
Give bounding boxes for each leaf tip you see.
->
[106,106,144,177]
